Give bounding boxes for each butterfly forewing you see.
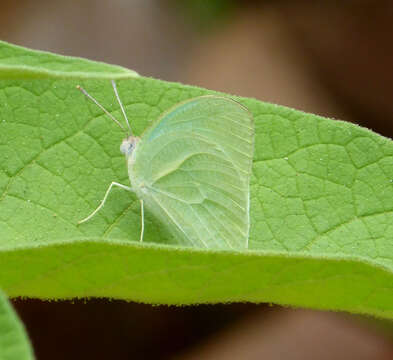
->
[130,96,254,250]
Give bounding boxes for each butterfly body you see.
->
[126,96,254,250]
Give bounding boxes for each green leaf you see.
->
[0,290,34,360]
[0,41,392,318]
[0,41,138,79]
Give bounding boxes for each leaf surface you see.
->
[0,290,34,360]
[0,41,392,318]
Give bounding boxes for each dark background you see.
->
[2,0,393,358]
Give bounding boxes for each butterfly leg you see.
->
[140,199,144,242]
[78,182,133,224]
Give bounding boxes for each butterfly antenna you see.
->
[111,80,132,136]
[76,85,127,134]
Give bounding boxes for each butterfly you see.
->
[77,81,254,250]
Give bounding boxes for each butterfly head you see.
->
[120,136,140,158]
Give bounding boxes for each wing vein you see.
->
[149,192,198,247]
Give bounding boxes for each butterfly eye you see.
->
[120,140,130,155]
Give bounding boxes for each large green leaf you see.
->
[0,41,137,79]
[0,41,392,318]
[0,290,34,360]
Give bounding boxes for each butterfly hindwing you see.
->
[130,96,254,250]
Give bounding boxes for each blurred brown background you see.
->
[2,0,393,359]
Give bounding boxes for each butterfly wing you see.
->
[130,96,254,249]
